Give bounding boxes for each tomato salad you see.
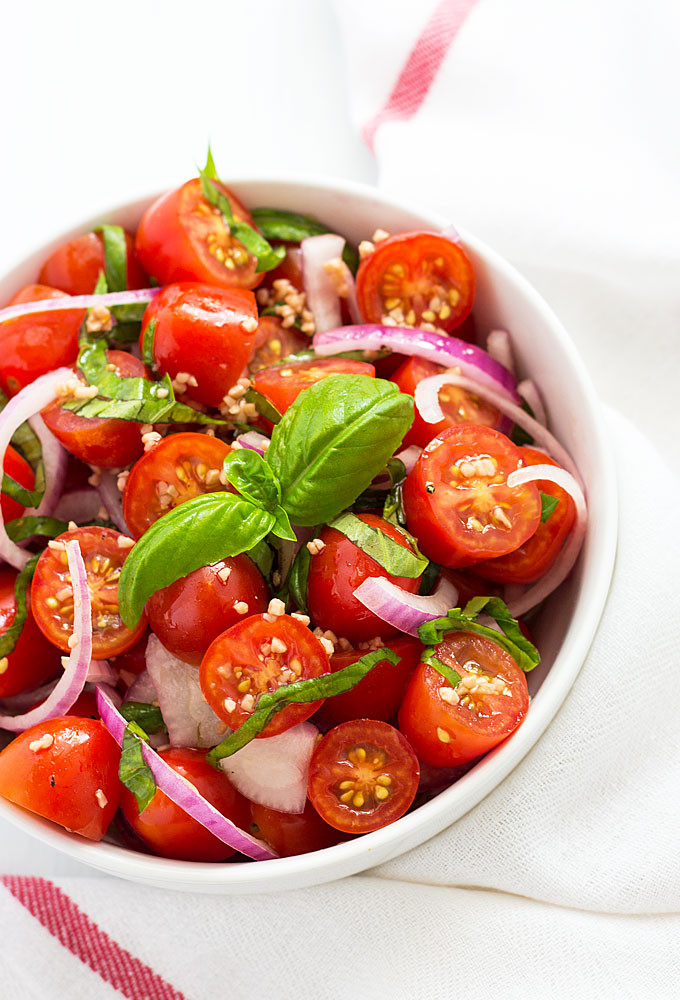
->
[0,156,586,863]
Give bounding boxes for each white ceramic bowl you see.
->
[0,177,617,892]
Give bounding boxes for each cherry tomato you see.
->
[0,567,62,698]
[437,567,502,606]
[31,526,147,659]
[1,445,35,525]
[260,246,303,293]
[252,357,376,416]
[41,349,147,468]
[307,719,419,834]
[136,178,264,290]
[0,285,82,395]
[250,799,342,857]
[200,614,330,738]
[403,425,541,568]
[306,513,423,644]
[38,230,146,296]
[147,556,269,666]
[474,448,578,584]
[391,355,502,449]
[319,635,423,727]
[64,689,100,719]
[356,232,475,333]
[248,316,307,374]
[0,717,121,840]
[120,747,250,861]
[398,631,529,767]
[140,282,258,408]
[122,432,232,539]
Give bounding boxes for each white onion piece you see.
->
[353,576,459,638]
[486,330,515,375]
[440,223,462,243]
[505,465,587,617]
[414,372,582,485]
[0,288,160,326]
[96,685,276,861]
[0,540,91,732]
[234,430,270,456]
[301,234,346,333]
[53,488,104,524]
[219,721,318,815]
[27,415,67,518]
[145,635,228,748]
[395,445,422,475]
[517,379,547,426]
[0,367,73,568]
[96,472,130,533]
[124,670,158,705]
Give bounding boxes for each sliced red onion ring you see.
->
[234,430,270,456]
[505,465,587,618]
[27,415,67,518]
[0,679,58,713]
[517,379,547,426]
[301,234,346,333]
[96,472,130,533]
[414,372,582,485]
[395,445,422,475]
[486,330,515,375]
[95,685,276,861]
[0,539,91,732]
[53,487,105,524]
[313,325,520,402]
[219,721,318,814]
[0,288,160,326]
[124,670,158,705]
[353,575,459,638]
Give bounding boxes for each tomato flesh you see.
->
[307,719,419,834]
[31,526,147,659]
[252,357,376,416]
[200,614,330,738]
[0,717,121,840]
[398,631,529,767]
[0,567,62,698]
[0,285,82,395]
[248,316,308,374]
[250,800,343,857]
[38,230,146,296]
[403,424,541,568]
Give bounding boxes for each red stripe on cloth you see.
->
[362,0,479,150]
[1,876,187,1000]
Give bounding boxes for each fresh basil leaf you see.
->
[270,506,296,542]
[244,387,282,425]
[266,374,414,526]
[202,145,219,180]
[118,493,276,627]
[247,539,274,579]
[1,467,45,509]
[250,208,359,274]
[62,384,224,426]
[0,391,43,468]
[328,511,427,579]
[223,449,280,511]
[140,318,158,375]
[0,555,38,658]
[540,492,560,522]
[511,399,536,447]
[98,224,128,293]
[287,544,311,613]
[120,702,166,735]
[198,169,285,274]
[5,516,68,542]
[119,724,157,814]
[418,560,441,596]
[421,648,461,689]
[207,647,397,762]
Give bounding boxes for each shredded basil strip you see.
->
[540,492,560,522]
[244,387,282,425]
[328,511,427,579]
[511,399,536,447]
[418,560,441,597]
[418,597,540,672]
[98,224,128,293]
[421,649,461,689]
[207,647,398,763]
[140,318,158,375]
[120,702,166,735]
[250,208,360,274]
[5,516,68,542]
[119,722,157,814]
[247,539,274,579]
[287,544,311,612]
[0,555,38,658]
[383,481,407,527]
[0,389,43,469]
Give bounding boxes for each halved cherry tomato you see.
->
[0,285,82,395]
[0,716,121,840]
[252,357,376,416]
[38,230,146,296]
[398,631,529,767]
[403,425,541,568]
[0,567,62,698]
[474,448,577,584]
[122,432,232,539]
[64,689,100,719]
[250,799,343,857]
[147,556,269,665]
[248,316,307,374]
[136,178,264,290]
[1,444,35,524]
[120,747,250,861]
[42,349,147,468]
[140,282,258,408]
[391,355,502,449]
[31,526,147,659]
[306,513,423,643]
[356,232,475,333]
[200,614,330,738]
[307,719,419,834]
[319,635,423,727]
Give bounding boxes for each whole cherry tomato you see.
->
[0,567,62,698]
[38,230,146,295]
[252,357,375,416]
[250,799,343,857]
[0,285,82,395]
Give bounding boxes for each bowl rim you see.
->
[0,175,618,892]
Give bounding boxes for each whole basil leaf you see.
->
[223,449,280,511]
[270,506,296,542]
[328,511,427,579]
[266,374,414,526]
[118,493,276,627]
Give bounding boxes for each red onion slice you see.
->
[96,472,130,533]
[301,234,346,333]
[53,487,105,524]
[219,721,318,814]
[353,575,459,637]
[27,415,67,518]
[414,372,582,484]
[0,539,91,732]
[517,379,547,426]
[505,465,587,618]
[0,288,160,326]
[124,670,158,705]
[395,445,422,475]
[95,685,276,861]
[486,330,515,374]
[234,430,271,456]
[85,659,117,685]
